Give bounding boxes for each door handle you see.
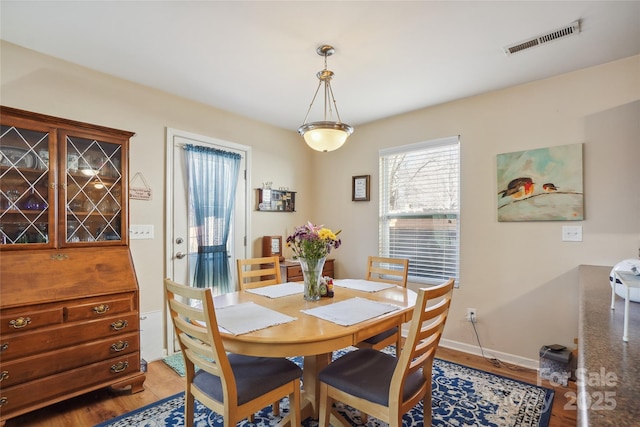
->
[175,252,187,259]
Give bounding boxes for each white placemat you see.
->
[301,297,401,326]
[333,279,396,292]
[245,282,304,298]
[215,302,296,335]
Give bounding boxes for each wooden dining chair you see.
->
[236,256,282,291]
[164,278,302,427]
[235,256,286,416]
[318,278,455,427]
[356,256,410,355]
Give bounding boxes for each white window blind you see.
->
[379,136,460,285]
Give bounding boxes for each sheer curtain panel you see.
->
[185,144,241,292]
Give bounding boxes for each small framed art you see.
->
[352,175,370,202]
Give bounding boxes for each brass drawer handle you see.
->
[0,343,8,352]
[110,320,128,331]
[9,317,31,329]
[50,253,69,261]
[110,361,129,373]
[0,371,8,382]
[93,304,110,314]
[110,341,129,352]
[0,397,6,407]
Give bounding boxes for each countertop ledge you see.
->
[578,265,640,427]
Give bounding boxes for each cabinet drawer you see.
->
[0,352,140,418]
[0,307,63,335]
[287,265,302,278]
[0,312,139,361]
[65,293,135,322]
[0,331,139,387]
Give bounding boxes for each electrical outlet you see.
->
[466,308,477,322]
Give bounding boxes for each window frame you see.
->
[378,136,460,286]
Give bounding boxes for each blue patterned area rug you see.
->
[97,348,553,427]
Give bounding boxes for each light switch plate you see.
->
[130,224,154,240]
[562,225,582,242]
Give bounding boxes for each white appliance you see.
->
[610,259,640,303]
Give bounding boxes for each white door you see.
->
[165,128,251,354]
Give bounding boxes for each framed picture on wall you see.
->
[352,175,370,201]
[497,143,584,221]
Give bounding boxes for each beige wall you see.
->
[2,41,638,365]
[0,41,316,316]
[315,56,640,364]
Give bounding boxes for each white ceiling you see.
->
[1,1,639,132]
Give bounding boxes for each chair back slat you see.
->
[237,256,282,290]
[366,256,409,287]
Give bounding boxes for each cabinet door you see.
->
[61,130,127,246]
[0,120,56,248]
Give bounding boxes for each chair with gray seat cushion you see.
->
[318,278,454,427]
[165,278,302,427]
[356,256,409,356]
[236,256,285,415]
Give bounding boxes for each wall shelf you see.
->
[256,188,296,212]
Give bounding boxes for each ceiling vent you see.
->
[504,20,580,56]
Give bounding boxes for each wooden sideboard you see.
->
[280,259,335,282]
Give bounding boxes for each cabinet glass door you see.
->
[64,133,124,245]
[0,124,53,246]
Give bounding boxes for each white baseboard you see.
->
[438,338,539,371]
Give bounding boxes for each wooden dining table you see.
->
[213,282,418,426]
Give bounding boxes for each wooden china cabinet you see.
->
[0,106,145,425]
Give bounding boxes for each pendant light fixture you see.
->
[298,45,354,152]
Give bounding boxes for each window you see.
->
[379,136,460,285]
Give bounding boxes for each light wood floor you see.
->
[4,347,576,427]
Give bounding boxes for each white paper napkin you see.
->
[301,297,401,326]
[215,302,297,335]
[245,282,304,298]
[333,279,396,292]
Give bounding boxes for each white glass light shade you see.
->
[298,121,353,152]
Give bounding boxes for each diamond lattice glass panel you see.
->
[0,125,50,245]
[66,135,122,243]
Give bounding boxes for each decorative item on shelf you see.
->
[262,235,284,261]
[5,189,21,210]
[22,189,44,211]
[286,222,341,301]
[0,146,36,168]
[38,150,49,170]
[298,44,354,153]
[67,153,79,173]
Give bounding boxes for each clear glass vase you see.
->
[299,256,326,302]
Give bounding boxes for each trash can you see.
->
[539,345,573,386]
